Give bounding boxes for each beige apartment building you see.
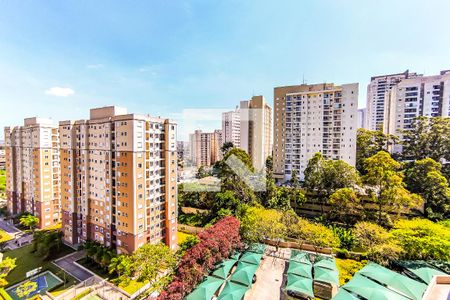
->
[366,70,419,130]
[222,107,241,148]
[59,106,178,253]
[189,129,222,168]
[273,83,358,182]
[384,70,450,153]
[240,96,272,170]
[4,118,61,228]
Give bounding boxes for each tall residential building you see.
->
[240,96,272,170]
[59,106,178,253]
[222,107,241,148]
[366,70,419,130]
[189,129,222,168]
[273,83,358,182]
[4,118,61,228]
[357,108,366,129]
[384,70,450,153]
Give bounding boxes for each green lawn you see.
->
[3,243,78,293]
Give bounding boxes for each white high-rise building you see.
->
[357,108,366,129]
[384,70,450,153]
[273,83,358,182]
[240,96,272,171]
[366,70,419,130]
[222,107,241,148]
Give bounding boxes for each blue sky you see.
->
[1,0,450,140]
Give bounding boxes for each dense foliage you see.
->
[159,216,242,300]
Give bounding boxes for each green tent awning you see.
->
[332,288,359,300]
[343,273,409,300]
[239,251,263,265]
[229,261,259,287]
[287,261,312,279]
[186,276,225,300]
[286,273,314,298]
[290,250,312,265]
[314,266,339,285]
[247,243,266,254]
[397,261,447,285]
[212,259,238,279]
[229,252,241,261]
[217,281,249,300]
[314,256,337,271]
[358,262,427,300]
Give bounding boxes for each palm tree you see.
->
[19,214,39,232]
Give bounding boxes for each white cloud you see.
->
[45,87,75,97]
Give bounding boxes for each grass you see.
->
[76,258,110,279]
[177,231,194,244]
[3,243,78,293]
[118,279,147,295]
[0,229,13,243]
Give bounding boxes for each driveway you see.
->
[54,251,95,282]
[244,255,286,300]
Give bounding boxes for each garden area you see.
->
[2,229,78,296]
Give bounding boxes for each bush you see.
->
[336,259,367,286]
[159,216,242,300]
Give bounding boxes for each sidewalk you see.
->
[54,251,95,282]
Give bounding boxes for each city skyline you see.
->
[2,1,450,139]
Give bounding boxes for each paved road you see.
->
[0,217,21,236]
[54,251,95,282]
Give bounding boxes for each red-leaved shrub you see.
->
[157,216,242,300]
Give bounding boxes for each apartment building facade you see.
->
[240,96,272,171]
[59,106,178,253]
[384,70,450,153]
[366,70,419,130]
[222,107,241,148]
[4,118,61,228]
[273,83,358,182]
[189,129,222,168]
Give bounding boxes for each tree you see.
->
[356,128,397,174]
[33,230,63,259]
[131,243,177,283]
[291,218,340,251]
[390,218,450,261]
[16,281,38,299]
[363,151,422,225]
[402,116,450,161]
[20,214,39,232]
[239,206,286,245]
[404,158,450,220]
[220,142,234,155]
[0,257,17,287]
[304,153,361,214]
[329,188,363,225]
[109,255,132,278]
[289,170,300,188]
[178,235,200,255]
[195,166,209,179]
[353,221,402,265]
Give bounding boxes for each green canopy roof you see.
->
[290,250,312,265]
[332,288,359,300]
[314,256,337,271]
[343,273,409,300]
[358,262,427,300]
[286,273,314,298]
[212,259,238,279]
[186,276,225,300]
[314,266,339,285]
[217,281,249,300]
[247,243,266,254]
[230,262,259,287]
[239,251,263,265]
[287,261,312,279]
[398,261,447,284]
[229,252,241,261]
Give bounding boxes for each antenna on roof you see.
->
[302,74,305,84]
